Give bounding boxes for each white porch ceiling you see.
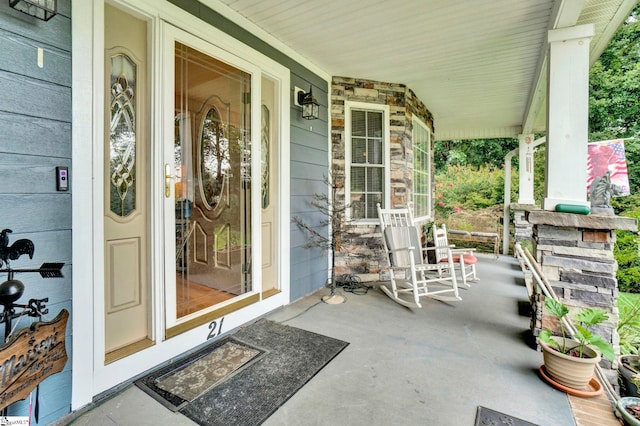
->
[213,0,636,141]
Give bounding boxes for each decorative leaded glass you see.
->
[261,105,270,209]
[109,54,137,217]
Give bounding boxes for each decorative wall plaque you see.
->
[0,309,68,409]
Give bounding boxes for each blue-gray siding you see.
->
[0,0,72,424]
[0,0,329,422]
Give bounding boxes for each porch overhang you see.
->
[207,0,636,141]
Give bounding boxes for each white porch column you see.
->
[517,134,535,205]
[544,24,594,210]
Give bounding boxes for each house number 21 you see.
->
[207,317,225,340]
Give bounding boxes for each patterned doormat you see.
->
[136,337,265,411]
[475,406,539,426]
[136,319,349,425]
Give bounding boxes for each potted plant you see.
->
[618,372,640,426]
[538,298,615,391]
[617,293,640,397]
[620,355,640,397]
[618,396,640,425]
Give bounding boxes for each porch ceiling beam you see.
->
[521,0,584,135]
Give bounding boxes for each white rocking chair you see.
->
[433,223,479,287]
[377,204,461,308]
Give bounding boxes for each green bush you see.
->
[619,267,640,293]
[613,193,640,292]
[434,164,514,219]
[619,292,640,355]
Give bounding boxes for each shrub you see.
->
[612,193,640,292]
[619,293,640,355]
[434,164,514,219]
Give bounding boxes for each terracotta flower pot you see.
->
[540,336,601,390]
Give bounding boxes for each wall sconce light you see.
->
[9,0,57,21]
[295,85,319,120]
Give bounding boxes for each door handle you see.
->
[165,164,172,198]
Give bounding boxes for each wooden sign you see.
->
[0,309,68,409]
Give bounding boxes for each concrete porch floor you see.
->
[61,255,622,425]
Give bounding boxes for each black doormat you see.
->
[137,319,349,425]
[475,406,539,426]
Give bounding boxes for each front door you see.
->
[103,4,152,360]
[76,1,291,402]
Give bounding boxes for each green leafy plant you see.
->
[539,298,615,362]
[630,373,640,390]
[433,163,515,220]
[519,239,533,253]
[619,293,640,354]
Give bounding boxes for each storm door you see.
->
[165,31,260,335]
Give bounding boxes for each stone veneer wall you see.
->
[331,77,434,282]
[528,210,638,386]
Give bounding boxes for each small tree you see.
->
[291,172,349,303]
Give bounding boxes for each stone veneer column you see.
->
[510,204,537,247]
[527,210,637,386]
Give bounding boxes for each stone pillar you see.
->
[544,24,594,210]
[510,204,537,246]
[527,210,637,386]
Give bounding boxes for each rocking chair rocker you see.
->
[377,204,461,308]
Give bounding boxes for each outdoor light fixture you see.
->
[9,0,57,21]
[297,85,320,120]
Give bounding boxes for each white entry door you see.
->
[103,4,152,361]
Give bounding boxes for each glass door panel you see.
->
[174,41,252,319]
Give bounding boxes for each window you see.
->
[413,117,431,220]
[346,102,389,220]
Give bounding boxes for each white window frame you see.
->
[344,101,390,222]
[412,116,432,222]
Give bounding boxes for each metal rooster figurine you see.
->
[0,229,55,340]
[0,229,47,417]
[0,228,35,268]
